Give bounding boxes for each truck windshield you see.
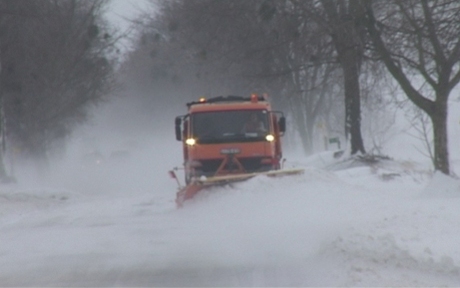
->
[191,110,270,144]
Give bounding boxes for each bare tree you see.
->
[317,0,367,155]
[363,0,460,174]
[246,0,341,155]
[132,0,343,154]
[272,0,368,155]
[0,0,117,173]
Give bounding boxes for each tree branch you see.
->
[421,0,447,65]
[363,1,435,116]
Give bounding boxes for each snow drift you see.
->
[0,147,459,286]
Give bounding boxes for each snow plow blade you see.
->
[175,168,304,207]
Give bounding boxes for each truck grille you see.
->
[198,157,271,176]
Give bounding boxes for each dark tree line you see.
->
[0,0,118,180]
[124,0,347,154]
[124,0,460,175]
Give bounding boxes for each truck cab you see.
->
[175,95,286,184]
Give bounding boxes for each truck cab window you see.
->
[192,110,269,143]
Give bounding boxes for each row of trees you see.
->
[125,0,460,175]
[0,0,119,180]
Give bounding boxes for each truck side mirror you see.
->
[279,116,286,133]
[175,117,182,141]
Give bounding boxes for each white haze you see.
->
[0,92,459,286]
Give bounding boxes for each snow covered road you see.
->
[0,148,460,286]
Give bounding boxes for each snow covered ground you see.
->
[0,98,458,286]
[0,133,460,286]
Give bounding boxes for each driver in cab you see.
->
[242,113,266,133]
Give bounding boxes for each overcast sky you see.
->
[104,0,152,53]
[106,0,151,31]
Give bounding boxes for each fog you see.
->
[0,83,459,286]
[8,89,459,198]
[7,88,181,199]
[1,1,460,285]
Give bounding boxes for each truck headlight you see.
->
[265,134,275,142]
[185,138,196,146]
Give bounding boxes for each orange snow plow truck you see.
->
[170,94,304,207]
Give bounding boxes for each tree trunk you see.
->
[319,0,366,156]
[340,48,366,155]
[431,98,450,174]
[0,90,11,182]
